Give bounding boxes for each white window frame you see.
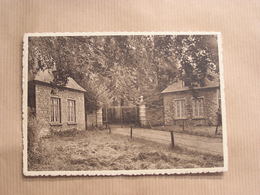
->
[174,98,186,119]
[192,96,204,119]
[50,97,61,123]
[67,99,76,123]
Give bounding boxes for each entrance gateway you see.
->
[102,106,140,126]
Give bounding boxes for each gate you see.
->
[102,106,139,126]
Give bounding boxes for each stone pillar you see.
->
[96,108,103,127]
[139,96,147,127]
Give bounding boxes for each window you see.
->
[175,99,185,119]
[192,97,204,118]
[50,97,61,123]
[67,99,76,123]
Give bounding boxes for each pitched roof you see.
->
[161,79,219,94]
[33,70,86,92]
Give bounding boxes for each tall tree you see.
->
[174,35,219,88]
[28,35,219,112]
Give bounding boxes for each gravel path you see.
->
[110,125,223,155]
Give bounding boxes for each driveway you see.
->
[110,125,223,155]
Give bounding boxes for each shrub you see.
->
[87,125,107,131]
[27,113,48,168]
[52,128,78,137]
[97,125,107,130]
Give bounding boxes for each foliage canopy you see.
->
[28,35,219,112]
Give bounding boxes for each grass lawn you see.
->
[152,125,223,138]
[29,130,224,171]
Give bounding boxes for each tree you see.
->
[152,35,178,90]
[174,35,219,88]
[28,35,219,112]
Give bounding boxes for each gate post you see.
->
[170,131,175,148]
[96,108,103,127]
[130,126,133,139]
[139,96,147,127]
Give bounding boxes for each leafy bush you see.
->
[52,128,78,137]
[27,113,48,168]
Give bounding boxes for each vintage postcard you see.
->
[22,32,228,176]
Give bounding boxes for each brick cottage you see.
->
[161,79,221,127]
[28,70,86,131]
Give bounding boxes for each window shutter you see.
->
[50,97,61,123]
[181,100,185,118]
[174,99,185,119]
[67,100,76,122]
[200,99,204,116]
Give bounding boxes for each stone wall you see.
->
[35,84,86,131]
[96,108,103,126]
[163,87,220,126]
[145,94,164,127]
[86,108,103,128]
[86,113,97,128]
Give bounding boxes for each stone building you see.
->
[28,70,86,131]
[161,79,221,126]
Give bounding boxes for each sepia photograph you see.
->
[22,32,227,176]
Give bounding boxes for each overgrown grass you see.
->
[152,125,223,138]
[28,130,224,171]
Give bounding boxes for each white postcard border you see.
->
[22,32,228,176]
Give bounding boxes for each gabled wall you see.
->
[163,87,220,126]
[34,84,85,131]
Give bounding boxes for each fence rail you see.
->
[104,125,223,155]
